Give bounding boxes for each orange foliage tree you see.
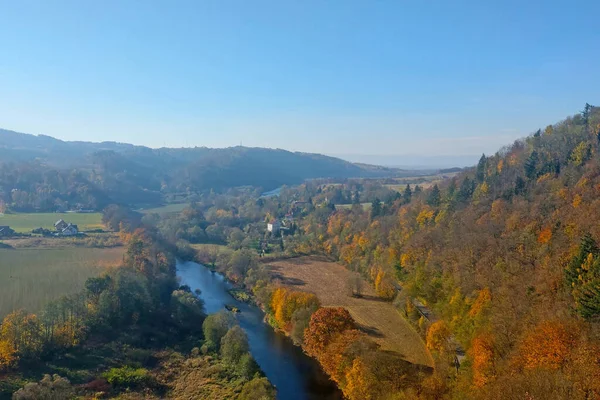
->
[318,329,364,384]
[304,307,355,357]
[515,320,577,370]
[471,333,496,387]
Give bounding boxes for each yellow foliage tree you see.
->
[426,320,451,354]
[344,357,376,400]
[374,270,396,300]
[468,288,491,318]
[0,339,17,371]
[0,310,43,358]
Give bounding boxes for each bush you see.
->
[238,377,276,400]
[102,366,151,388]
[13,374,73,400]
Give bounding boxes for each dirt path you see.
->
[266,256,433,367]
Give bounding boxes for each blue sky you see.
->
[1,1,599,161]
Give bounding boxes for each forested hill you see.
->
[0,128,407,211]
[296,104,600,398]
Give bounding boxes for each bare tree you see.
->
[347,272,364,298]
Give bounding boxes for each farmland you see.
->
[139,203,188,214]
[335,202,373,210]
[0,212,104,233]
[0,247,123,318]
[266,256,433,367]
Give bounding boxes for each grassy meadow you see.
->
[138,203,188,214]
[0,247,123,318]
[0,212,104,233]
[335,202,373,210]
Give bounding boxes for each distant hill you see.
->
[0,128,412,211]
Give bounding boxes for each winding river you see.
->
[176,260,343,400]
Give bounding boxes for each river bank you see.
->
[177,260,343,400]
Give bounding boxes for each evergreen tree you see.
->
[515,176,526,195]
[446,178,457,203]
[565,234,600,319]
[565,234,599,287]
[402,185,412,204]
[427,184,441,207]
[476,154,487,183]
[581,103,592,128]
[413,185,422,196]
[457,177,475,202]
[524,151,538,180]
[370,198,382,220]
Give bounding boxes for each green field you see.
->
[335,202,373,210]
[139,203,189,214]
[0,247,123,318]
[0,212,104,233]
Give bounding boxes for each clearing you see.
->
[0,212,104,233]
[0,247,123,319]
[266,256,433,367]
[138,203,189,214]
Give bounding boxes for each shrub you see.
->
[102,366,151,388]
[13,374,73,400]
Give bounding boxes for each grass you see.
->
[266,256,433,367]
[0,212,104,233]
[0,247,123,319]
[138,203,189,214]
[335,202,373,210]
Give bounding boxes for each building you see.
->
[54,219,79,236]
[54,219,68,231]
[267,219,281,234]
[58,223,79,236]
[0,226,14,237]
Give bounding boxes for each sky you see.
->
[1,0,599,165]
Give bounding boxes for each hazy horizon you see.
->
[1,1,599,158]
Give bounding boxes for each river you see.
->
[176,260,343,400]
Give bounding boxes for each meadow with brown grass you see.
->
[0,247,123,318]
[266,256,433,367]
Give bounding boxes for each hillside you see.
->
[0,128,409,212]
[290,104,600,399]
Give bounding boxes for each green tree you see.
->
[476,154,487,183]
[524,151,538,180]
[370,198,382,220]
[565,234,600,319]
[581,102,593,128]
[457,177,475,202]
[220,325,249,365]
[515,176,526,195]
[202,311,234,351]
[239,377,276,400]
[403,184,412,204]
[171,289,205,333]
[427,184,441,207]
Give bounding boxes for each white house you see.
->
[55,223,79,237]
[267,219,281,234]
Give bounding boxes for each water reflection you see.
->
[177,260,343,400]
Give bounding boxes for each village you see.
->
[0,218,81,239]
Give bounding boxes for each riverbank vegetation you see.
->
[278,107,600,399]
[0,213,275,399]
[181,106,600,399]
